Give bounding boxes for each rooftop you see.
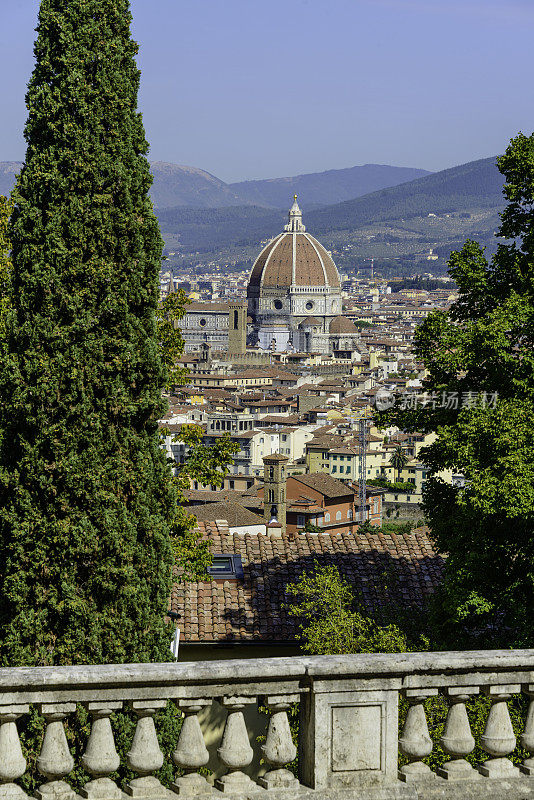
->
[172,522,444,643]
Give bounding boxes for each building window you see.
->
[332,466,337,473]
[347,509,353,520]
[268,489,274,502]
[336,511,342,521]
[297,514,305,527]
[207,554,244,580]
[324,513,330,523]
[274,299,283,310]
[199,318,207,327]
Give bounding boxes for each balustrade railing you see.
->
[2,651,534,799]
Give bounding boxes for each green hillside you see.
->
[307,156,503,233]
[157,205,284,251]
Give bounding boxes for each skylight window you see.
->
[208,554,244,580]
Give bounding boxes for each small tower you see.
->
[284,195,306,233]
[227,301,247,355]
[263,453,289,536]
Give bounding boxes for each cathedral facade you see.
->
[247,198,362,356]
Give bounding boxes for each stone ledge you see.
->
[260,776,534,800]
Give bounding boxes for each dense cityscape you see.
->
[1,1,534,798]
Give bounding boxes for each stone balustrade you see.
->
[2,651,534,799]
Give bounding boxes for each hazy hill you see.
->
[0,162,21,197]
[306,156,503,233]
[158,156,504,252]
[230,164,431,210]
[157,156,506,276]
[149,162,246,209]
[1,160,432,210]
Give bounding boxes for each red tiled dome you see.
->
[248,199,340,290]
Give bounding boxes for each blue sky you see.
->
[1,0,533,181]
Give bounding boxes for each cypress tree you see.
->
[0,0,176,666]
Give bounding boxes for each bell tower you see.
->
[228,301,247,355]
[263,453,289,536]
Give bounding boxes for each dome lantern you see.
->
[284,195,306,232]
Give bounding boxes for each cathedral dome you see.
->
[248,198,340,289]
[329,315,359,334]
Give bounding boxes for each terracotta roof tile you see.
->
[172,521,444,644]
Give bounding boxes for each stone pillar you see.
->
[479,685,520,778]
[81,702,123,799]
[126,701,167,800]
[438,688,479,780]
[398,690,437,782]
[259,695,298,789]
[36,704,76,800]
[171,699,211,797]
[0,705,29,800]
[299,682,399,790]
[215,697,257,794]
[521,684,534,775]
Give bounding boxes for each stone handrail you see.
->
[2,651,534,799]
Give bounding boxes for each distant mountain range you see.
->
[1,155,505,275]
[156,156,504,254]
[228,164,431,210]
[0,160,430,210]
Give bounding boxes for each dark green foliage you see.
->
[0,0,176,666]
[0,196,12,343]
[156,288,190,389]
[377,132,534,645]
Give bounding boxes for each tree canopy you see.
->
[0,0,176,666]
[377,132,534,645]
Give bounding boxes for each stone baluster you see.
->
[171,699,211,797]
[81,702,122,799]
[521,685,534,775]
[36,703,76,800]
[215,697,258,794]
[0,705,29,800]
[258,695,298,789]
[398,690,437,782]
[479,685,520,777]
[438,688,479,780]
[126,701,167,799]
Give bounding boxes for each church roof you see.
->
[300,316,322,326]
[329,315,359,334]
[248,199,341,290]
